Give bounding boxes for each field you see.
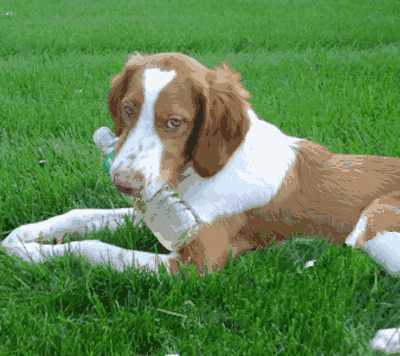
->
[1,0,400,354]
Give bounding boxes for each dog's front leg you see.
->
[1,208,178,272]
[2,239,176,272]
[1,208,140,247]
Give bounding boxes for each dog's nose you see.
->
[111,171,145,197]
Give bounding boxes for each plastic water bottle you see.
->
[93,127,118,174]
[143,186,202,251]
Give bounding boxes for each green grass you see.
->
[1,0,400,354]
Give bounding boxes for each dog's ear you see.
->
[108,53,145,135]
[192,63,250,177]
[108,73,126,136]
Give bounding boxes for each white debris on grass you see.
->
[304,259,316,268]
[370,328,400,354]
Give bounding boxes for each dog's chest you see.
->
[176,113,302,225]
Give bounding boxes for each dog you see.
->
[3,52,400,277]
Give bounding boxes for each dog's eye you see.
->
[123,105,135,119]
[165,117,182,130]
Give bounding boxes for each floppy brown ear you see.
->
[107,53,145,135]
[108,73,125,136]
[192,63,250,177]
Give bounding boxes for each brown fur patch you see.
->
[177,213,249,273]
[356,191,400,246]
[108,53,146,135]
[248,140,400,244]
[192,64,250,177]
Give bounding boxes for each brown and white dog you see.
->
[3,52,400,277]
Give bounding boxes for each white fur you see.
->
[2,208,139,247]
[345,214,367,247]
[110,68,176,200]
[176,109,301,224]
[1,208,174,273]
[362,231,400,275]
[3,240,173,272]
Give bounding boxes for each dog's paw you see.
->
[370,328,400,354]
[1,224,44,247]
[1,241,50,262]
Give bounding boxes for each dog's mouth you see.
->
[114,183,142,198]
[112,172,171,203]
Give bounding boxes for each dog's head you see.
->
[108,52,250,200]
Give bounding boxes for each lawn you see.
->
[1,0,400,354]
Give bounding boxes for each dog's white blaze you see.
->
[362,231,400,275]
[176,109,301,224]
[110,68,176,199]
[345,213,367,247]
